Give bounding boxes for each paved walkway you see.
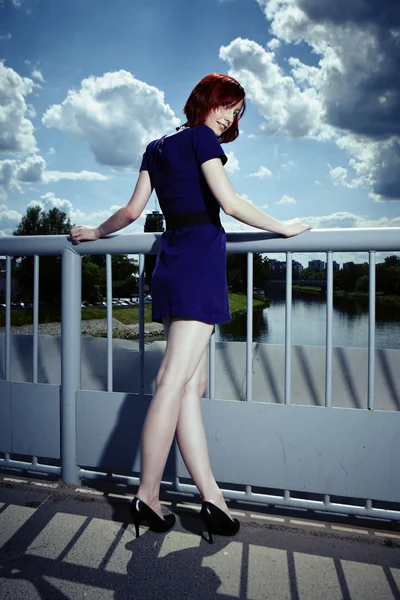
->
[0,476,399,599]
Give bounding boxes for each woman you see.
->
[70,73,311,543]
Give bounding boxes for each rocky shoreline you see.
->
[0,318,165,339]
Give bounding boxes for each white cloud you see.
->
[221,218,255,232]
[0,204,22,223]
[0,33,12,41]
[48,147,55,155]
[276,194,296,205]
[225,150,240,175]
[267,38,281,50]
[0,62,37,154]
[219,38,327,139]
[30,192,119,224]
[31,69,44,83]
[0,203,23,235]
[253,0,400,200]
[328,166,351,188]
[281,161,295,170]
[44,170,108,183]
[42,70,180,169]
[303,211,400,230]
[0,155,108,198]
[249,165,272,178]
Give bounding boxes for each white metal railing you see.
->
[0,228,399,521]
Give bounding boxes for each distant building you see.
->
[343,261,355,271]
[269,259,286,274]
[333,261,340,271]
[292,260,303,276]
[309,259,326,271]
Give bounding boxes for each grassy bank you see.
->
[0,292,269,327]
[292,286,400,306]
[334,291,400,305]
[292,285,322,294]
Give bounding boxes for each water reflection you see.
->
[218,307,269,341]
[216,290,400,349]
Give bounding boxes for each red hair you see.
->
[183,73,246,143]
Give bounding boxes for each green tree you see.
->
[334,262,368,292]
[82,254,138,302]
[81,258,105,303]
[227,253,270,293]
[355,274,369,292]
[13,206,73,304]
[376,256,400,294]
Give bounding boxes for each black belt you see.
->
[165,210,221,230]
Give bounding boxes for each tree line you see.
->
[11,206,138,304]
[301,258,400,295]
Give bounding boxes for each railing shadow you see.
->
[295,346,322,406]
[376,348,400,411]
[254,343,282,403]
[217,342,246,401]
[1,487,400,600]
[335,347,364,409]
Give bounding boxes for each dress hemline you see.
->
[152,305,231,326]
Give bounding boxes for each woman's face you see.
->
[204,100,243,136]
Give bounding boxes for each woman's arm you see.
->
[201,158,311,237]
[70,170,153,244]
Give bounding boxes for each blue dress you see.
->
[140,125,231,325]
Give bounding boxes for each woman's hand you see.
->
[281,219,312,238]
[70,225,100,244]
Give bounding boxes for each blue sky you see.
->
[1,0,399,265]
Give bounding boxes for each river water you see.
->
[216,289,400,349]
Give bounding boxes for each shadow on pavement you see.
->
[1,483,400,600]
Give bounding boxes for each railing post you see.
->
[139,254,145,393]
[246,252,253,402]
[61,247,81,485]
[5,256,11,380]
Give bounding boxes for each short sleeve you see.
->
[192,125,227,166]
[139,147,150,171]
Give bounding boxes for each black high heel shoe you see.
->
[130,497,176,538]
[200,501,240,544]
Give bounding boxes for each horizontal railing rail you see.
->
[1,227,400,256]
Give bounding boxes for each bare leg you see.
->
[163,322,233,519]
[176,356,233,518]
[136,318,213,518]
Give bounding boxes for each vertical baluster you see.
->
[209,329,216,400]
[285,252,292,405]
[139,254,145,394]
[246,253,253,402]
[325,252,333,407]
[106,254,113,392]
[5,256,11,380]
[33,255,39,384]
[368,251,376,410]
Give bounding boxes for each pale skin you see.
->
[70,101,311,520]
